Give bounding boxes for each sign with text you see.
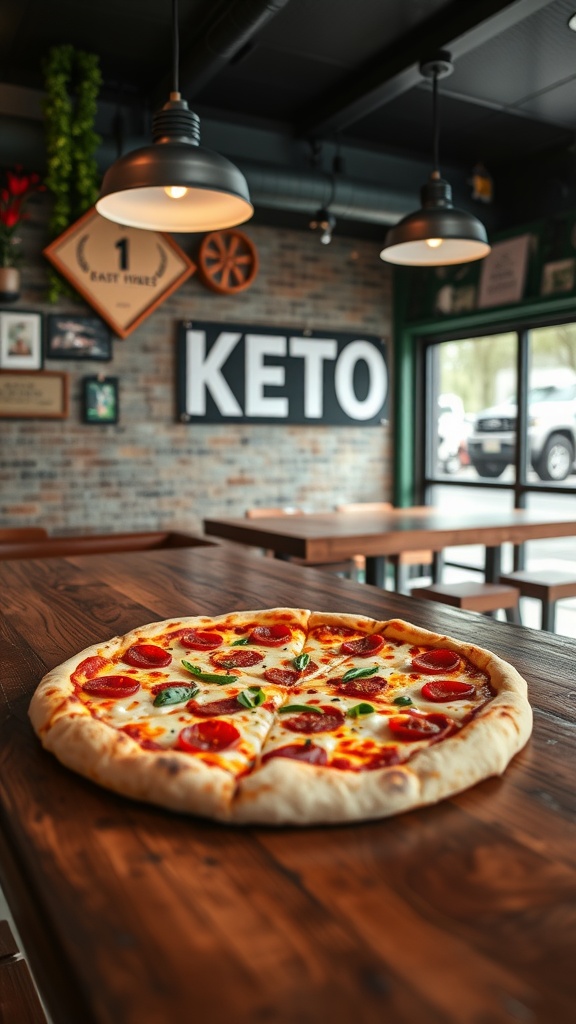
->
[177,322,388,426]
[477,234,531,309]
[44,208,196,338]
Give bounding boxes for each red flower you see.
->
[6,170,41,197]
[0,206,22,228]
[0,165,44,267]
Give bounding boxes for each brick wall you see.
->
[0,198,393,535]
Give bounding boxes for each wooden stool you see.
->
[411,582,521,623]
[499,570,576,632]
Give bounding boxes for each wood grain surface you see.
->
[1,545,575,1024]
[203,507,576,561]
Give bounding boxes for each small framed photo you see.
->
[0,310,43,370]
[46,314,112,361]
[82,376,119,425]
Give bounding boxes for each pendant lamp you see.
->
[380,53,490,266]
[96,0,253,232]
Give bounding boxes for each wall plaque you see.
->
[477,234,531,309]
[0,371,68,419]
[43,208,196,338]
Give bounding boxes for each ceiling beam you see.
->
[297,0,556,138]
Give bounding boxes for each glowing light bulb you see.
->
[426,238,443,249]
[164,186,188,200]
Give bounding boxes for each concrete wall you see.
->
[0,197,393,535]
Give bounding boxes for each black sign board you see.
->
[177,322,388,426]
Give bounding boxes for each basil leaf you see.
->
[293,653,310,671]
[342,665,380,682]
[153,685,198,707]
[231,637,249,646]
[347,702,375,718]
[181,660,238,684]
[279,703,323,715]
[237,687,266,709]
[393,695,413,707]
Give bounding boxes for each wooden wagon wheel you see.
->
[197,229,259,295]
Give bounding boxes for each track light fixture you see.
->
[310,208,336,244]
[380,53,490,266]
[309,148,341,245]
[96,0,253,232]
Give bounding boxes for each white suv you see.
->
[467,384,576,481]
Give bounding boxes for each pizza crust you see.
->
[40,713,236,819]
[28,610,533,826]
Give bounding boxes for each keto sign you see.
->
[177,322,388,426]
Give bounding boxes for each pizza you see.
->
[28,607,532,825]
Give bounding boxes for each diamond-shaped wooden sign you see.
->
[43,207,196,338]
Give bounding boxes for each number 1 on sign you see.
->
[115,238,129,271]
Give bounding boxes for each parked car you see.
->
[467,383,576,481]
[437,393,469,474]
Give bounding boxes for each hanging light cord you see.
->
[172,0,180,95]
[432,67,440,176]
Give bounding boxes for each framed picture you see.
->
[46,314,112,361]
[82,375,119,425]
[0,310,43,370]
[43,207,196,338]
[0,371,68,419]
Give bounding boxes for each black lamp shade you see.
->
[96,96,253,232]
[380,174,490,266]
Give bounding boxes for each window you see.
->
[425,321,576,495]
[426,332,517,483]
[422,320,576,636]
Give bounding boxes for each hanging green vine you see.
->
[43,44,102,302]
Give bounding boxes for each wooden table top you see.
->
[1,544,575,1024]
[203,507,576,561]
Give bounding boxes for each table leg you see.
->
[432,551,444,583]
[484,546,502,584]
[366,556,387,588]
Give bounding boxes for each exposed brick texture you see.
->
[0,198,393,535]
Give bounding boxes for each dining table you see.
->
[1,542,575,1024]
[204,506,576,587]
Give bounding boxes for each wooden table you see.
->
[1,545,575,1024]
[204,507,576,587]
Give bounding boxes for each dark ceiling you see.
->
[2,0,576,237]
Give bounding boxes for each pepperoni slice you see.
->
[264,662,318,686]
[177,720,239,753]
[82,676,140,699]
[421,680,476,702]
[210,649,264,669]
[332,676,388,699]
[340,634,385,657]
[411,649,460,674]
[315,625,357,639]
[363,747,402,770]
[186,697,243,717]
[331,747,401,771]
[249,624,292,646]
[264,668,300,686]
[123,644,172,668]
[72,656,110,685]
[282,707,345,734]
[262,743,328,765]
[388,711,453,742]
[179,630,223,650]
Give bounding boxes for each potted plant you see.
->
[0,166,44,301]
